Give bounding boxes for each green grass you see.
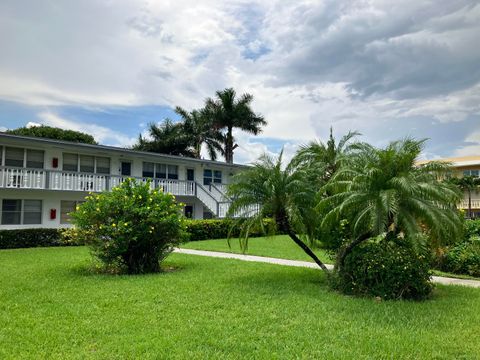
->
[181,235,332,263]
[182,236,480,280]
[1,247,480,359]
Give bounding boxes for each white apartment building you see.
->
[0,133,244,229]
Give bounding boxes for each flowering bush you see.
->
[71,178,187,274]
[331,235,433,300]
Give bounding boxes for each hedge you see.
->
[0,228,74,249]
[0,219,274,249]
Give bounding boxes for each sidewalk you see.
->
[174,248,480,288]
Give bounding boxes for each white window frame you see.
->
[0,199,43,225]
[62,153,111,174]
[2,147,45,169]
[142,162,179,180]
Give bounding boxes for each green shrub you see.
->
[0,228,75,249]
[185,218,277,241]
[463,219,480,240]
[332,235,433,300]
[441,236,480,277]
[70,178,187,274]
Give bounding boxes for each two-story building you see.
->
[0,133,244,229]
[419,155,480,217]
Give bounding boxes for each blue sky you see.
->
[0,0,479,163]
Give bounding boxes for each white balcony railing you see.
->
[0,167,46,189]
[0,166,238,218]
[0,167,196,197]
[458,199,480,209]
[49,171,107,192]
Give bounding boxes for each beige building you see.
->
[418,156,480,216]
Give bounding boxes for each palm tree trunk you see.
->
[225,126,234,164]
[276,212,329,272]
[287,230,330,272]
[468,189,472,219]
[335,233,371,271]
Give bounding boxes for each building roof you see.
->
[417,155,480,167]
[0,133,248,169]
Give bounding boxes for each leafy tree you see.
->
[175,106,224,160]
[319,138,463,271]
[205,88,266,164]
[227,151,329,271]
[448,175,480,219]
[133,119,195,157]
[70,179,187,274]
[5,125,97,144]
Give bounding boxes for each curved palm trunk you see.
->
[335,233,371,271]
[276,212,329,272]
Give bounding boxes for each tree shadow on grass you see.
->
[69,260,185,278]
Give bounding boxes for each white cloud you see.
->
[26,122,42,128]
[0,0,479,160]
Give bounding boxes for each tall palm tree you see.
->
[175,106,224,161]
[319,138,462,270]
[227,151,329,271]
[133,119,194,157]
[205,88,266,164]
[449,175,480,219]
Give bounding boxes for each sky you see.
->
[0,0,479,164]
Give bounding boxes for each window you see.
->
[143,162,155,178]
[60,200,83,224]
[213,170,222,184]
[1,199,21,224]
[463,170,480,177]
[3,147,45,168]
[26,149,44,168]
[168,165,178,180]
[204,169,222,185]
[1,199,42,225]
[203,169,212,185]
[156,164,167,179]
[63,153,78,171]
[80,155,95,173]
[5,147,24,167]
[96,157,110,174]
[23,200,42,224]
[63,153,111,174]
[143,163,178,179]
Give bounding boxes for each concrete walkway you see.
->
[174,248,480,288]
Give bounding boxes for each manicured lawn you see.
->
[1,247,480,359]
[182,236,480,280]
[181,235,333,263]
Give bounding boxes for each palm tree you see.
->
[294,127,360,184]
[227,151,329,271]
[175,106,224,161]
[133,119,194,157]
[449,175,480,219]
[291,128,360,247]
[205,88,266,164]
[319,138,463,270]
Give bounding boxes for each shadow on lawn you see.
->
[69,261,185,278]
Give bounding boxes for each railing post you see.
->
[45,170,49,189]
